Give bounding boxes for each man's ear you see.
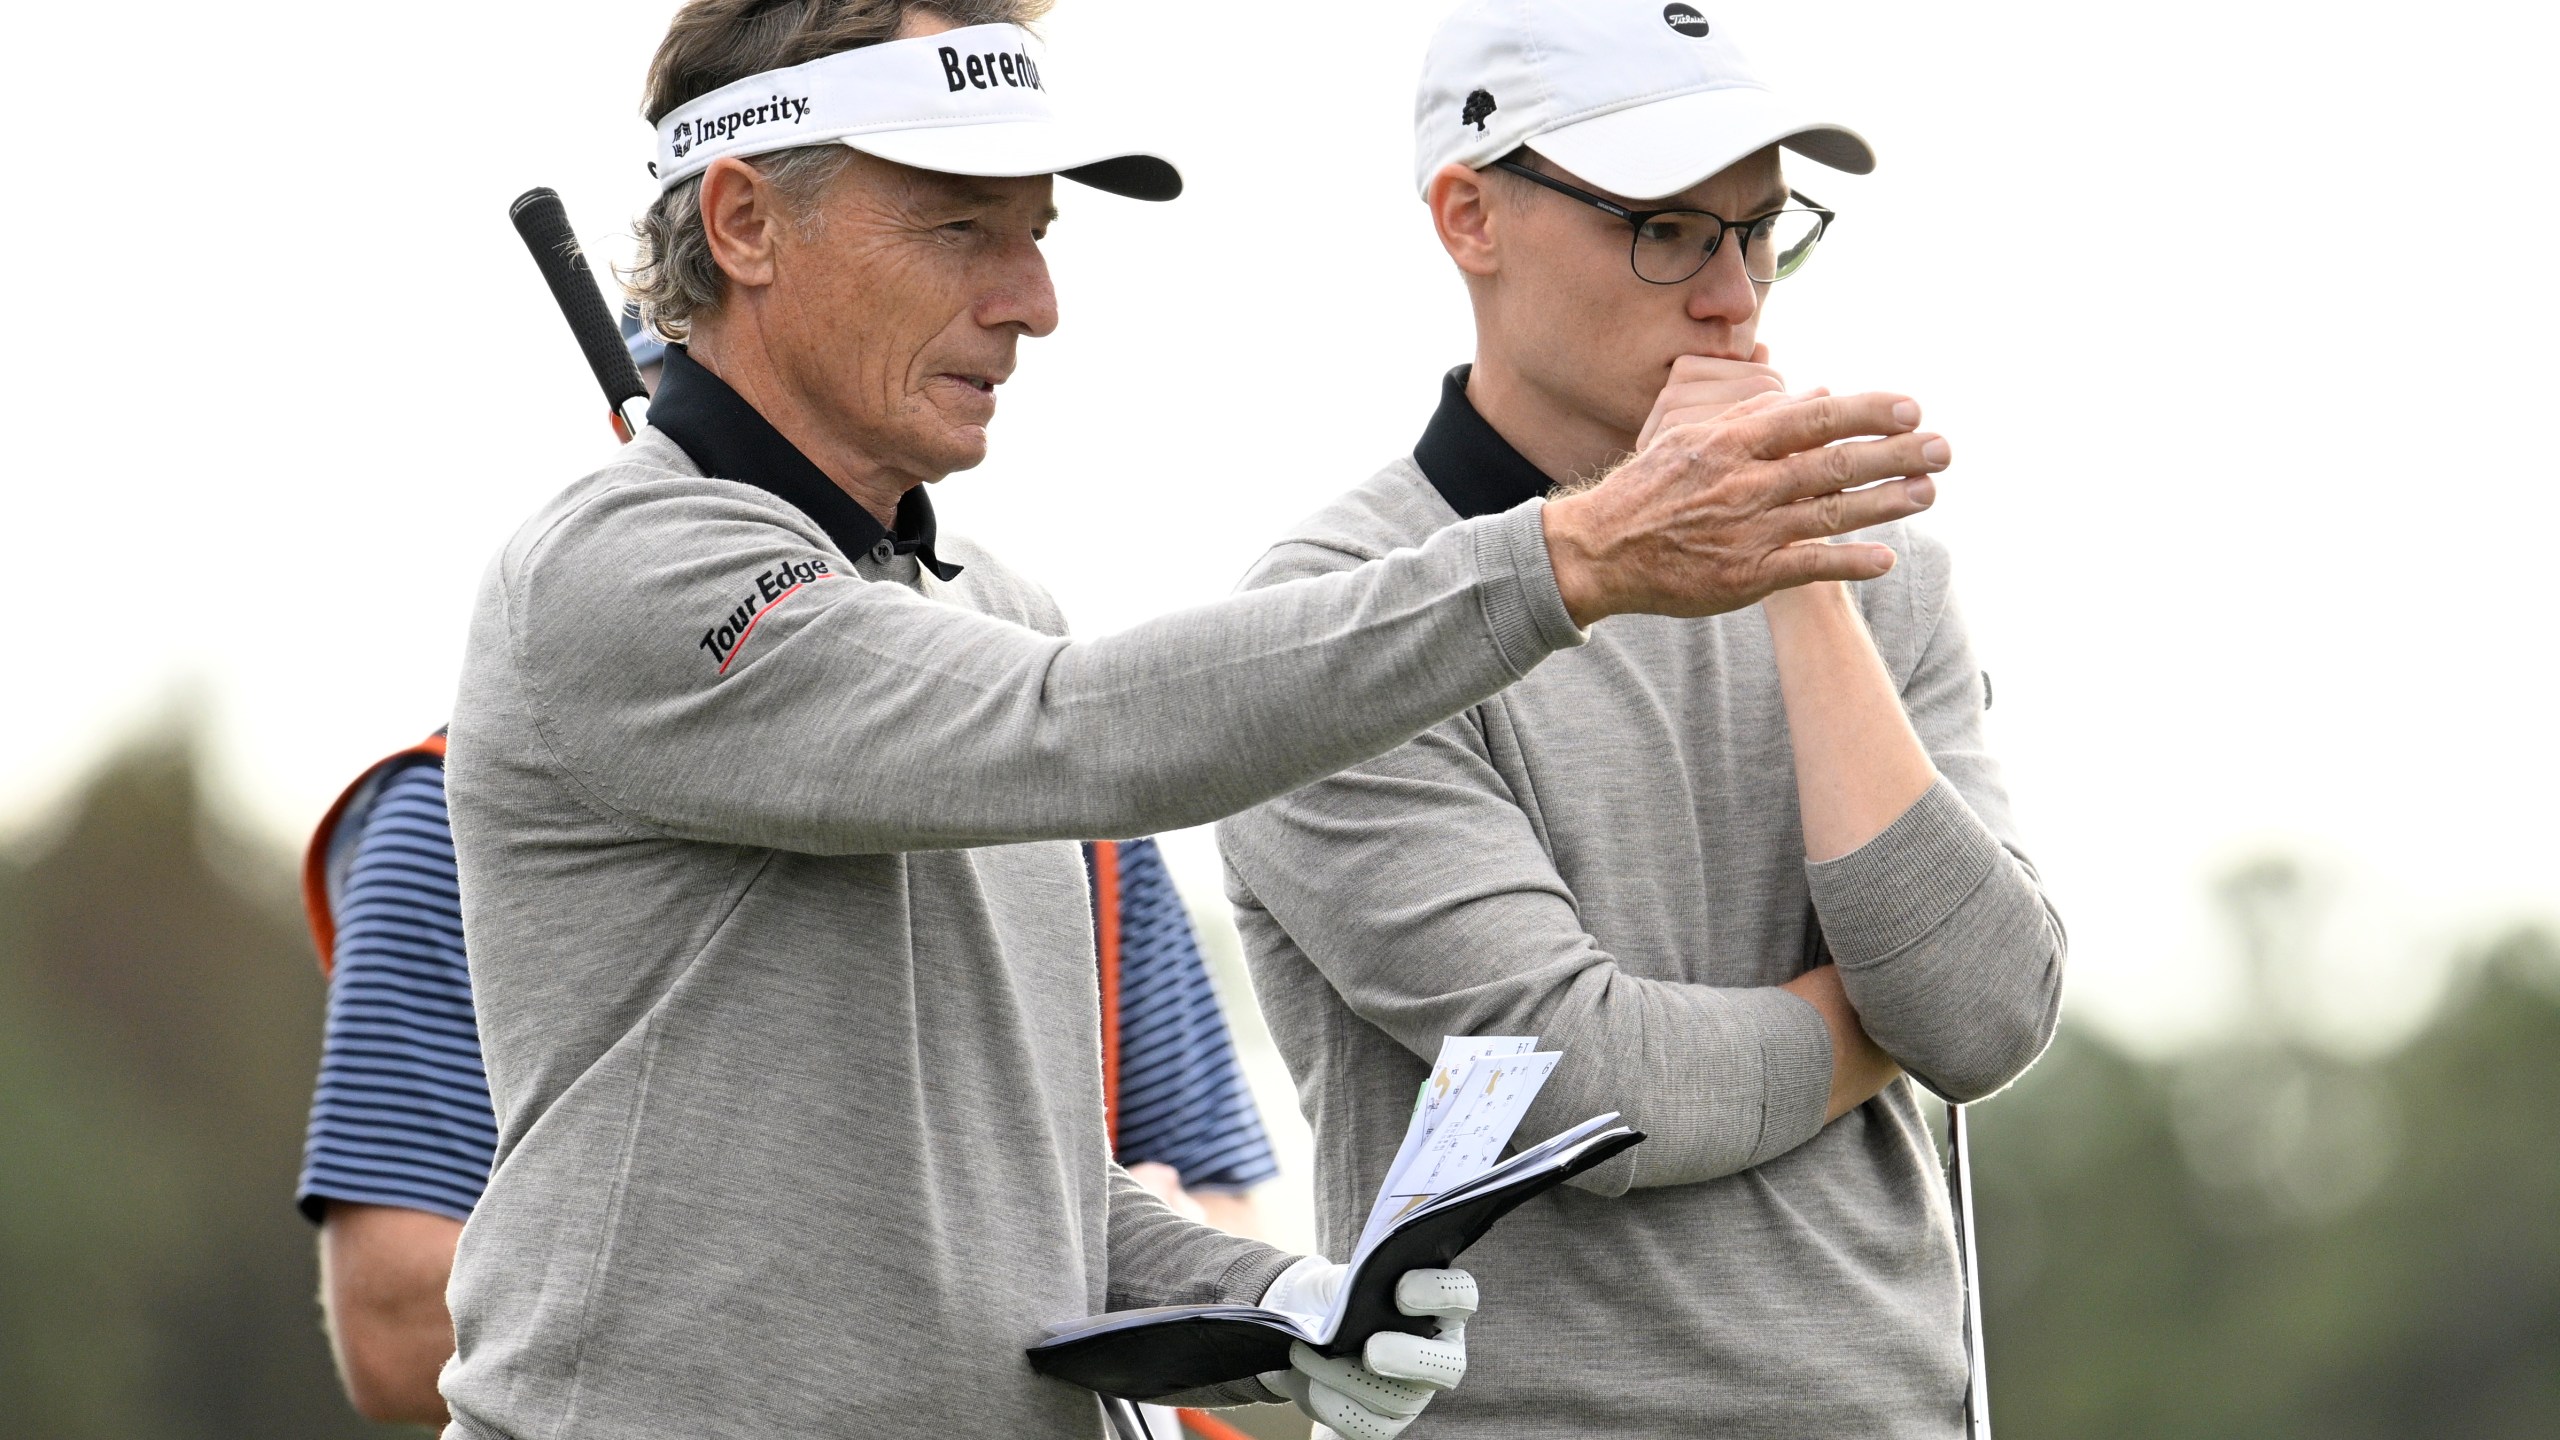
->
[1427,162,1500,279]
[699,156,782,292]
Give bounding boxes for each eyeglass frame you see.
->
[1485,158,1837,286]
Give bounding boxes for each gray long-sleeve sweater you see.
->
[1218,445,2066,1438]
[439,424,1582,1440]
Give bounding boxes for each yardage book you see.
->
[1027,1036,1643,1401]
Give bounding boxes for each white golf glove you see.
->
[1257,1256,1476,1440]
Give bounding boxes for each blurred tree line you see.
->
[0,732,386,1438]
[1970,859,2560,1437]
[1,735,2553,1437]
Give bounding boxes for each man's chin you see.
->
[922,426,990,476]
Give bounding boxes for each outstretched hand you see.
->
[1541,386,1949,626]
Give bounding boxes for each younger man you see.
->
[1221,5,2067,1436]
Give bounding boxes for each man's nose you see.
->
[1685,238,1760,327]
[986,240,1059,339]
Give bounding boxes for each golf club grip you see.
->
[508,187,649,428]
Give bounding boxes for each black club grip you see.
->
[509,187,650,431]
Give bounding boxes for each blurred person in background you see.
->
[1088,835,1280,1238]
[435,0,1940,1429]
[293,329,1274,1429]
[296,728,472,1425]
[1219,4,2066,1437]
[1089,835,1281,1440]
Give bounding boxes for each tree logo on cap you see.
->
[1662,4,1711,38]
[1462,89,1498,132]
[671,121,696,159]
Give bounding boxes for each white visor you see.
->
[653,24,1179,201]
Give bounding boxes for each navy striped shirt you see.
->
[296,761,496,1222]
[1091,838,1279,1192]
[299,773,1276,1223]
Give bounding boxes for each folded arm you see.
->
[1763,559,2067,1101]
[1220,708,1873,1195]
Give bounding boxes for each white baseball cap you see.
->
[1414,1,1874,201]
[654,23,1178,201]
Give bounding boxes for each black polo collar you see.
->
[1411,365,1558,521]
[649,344,963,581]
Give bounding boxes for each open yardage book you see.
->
[1027,1036,1643,1402]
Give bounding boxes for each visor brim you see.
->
[844,120,1182,201]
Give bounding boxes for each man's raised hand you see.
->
[1540,390,1947,625]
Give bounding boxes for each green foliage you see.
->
[0,734,392,1439]
[1974,927,2560,1439]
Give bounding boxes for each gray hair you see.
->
[624,0,1051,343]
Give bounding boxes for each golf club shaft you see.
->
[1950,1103,1991,1439]
[1100,1397,1155,1440]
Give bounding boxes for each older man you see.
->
[1219,4,2068,1438]
[442,2,1950,1437]
[293,326,1277,1437]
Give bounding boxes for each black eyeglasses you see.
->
[1488,159,1835,286]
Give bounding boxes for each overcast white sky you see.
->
[4,0,2554,1058]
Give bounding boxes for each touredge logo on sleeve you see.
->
[698,557,836,673]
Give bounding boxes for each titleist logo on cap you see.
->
[1662,5,1712,39]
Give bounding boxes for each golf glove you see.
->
[1258,1256,1476,1440]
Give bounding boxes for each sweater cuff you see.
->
[1215,1244,1306,1310]
[1741,986,1835,1166]
[1470,499,1587,677]
[1805,778,2001,969]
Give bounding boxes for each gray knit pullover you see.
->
[1219,451,2067,1440]
[439,427,1582,1440]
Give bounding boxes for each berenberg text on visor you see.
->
[940,41,1044,93]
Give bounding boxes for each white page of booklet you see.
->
[1335,1035,1564,1337]
[1399,1051,1563,1198]
[1353,1036,1540,1261]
